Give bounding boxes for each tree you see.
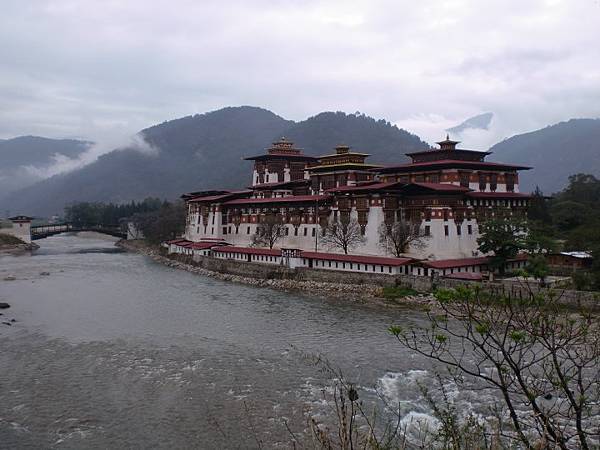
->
[321,216,365,254]
[527,186,552,223]
[378,220,429,257]
[523,221,557,255]
[390,285,600,449]
[523,254,550,285]
[477,218,526,275]
[64,198,163,229]
[251,213,285,249]
[130,201,186,244]
[551,201,590,232]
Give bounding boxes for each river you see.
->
[0,233,478,449]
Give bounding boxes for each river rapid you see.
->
[0,233,477,449]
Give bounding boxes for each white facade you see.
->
[184,203,484,260]
[1,217,32,244]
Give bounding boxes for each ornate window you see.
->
[478,173,487,191]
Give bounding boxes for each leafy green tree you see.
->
[560,173,600,205]
[527,186,552,223]
[129,201,186,244]
[524,221,557,255]
[550,201,590,232]
[64,198,163,228]
[477,218,526,275]
[523,254,550,285]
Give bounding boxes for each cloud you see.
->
[0,0,598,163]
[20,133,158,180]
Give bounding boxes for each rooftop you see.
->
[466,192,532,199]
[213,246,281,256]
[244,138,318,161]
[300,251,414,266]
[559,251,593,259]
[376,159,531,173]
[223,194,329,205]
[422,254,528,269]
[248,179,309,190]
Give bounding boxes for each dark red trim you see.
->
[213,246,281,256]
[223,195,328,205]
[466,192,531,199]
[300,251,413,266]
[422,254,528,269]
[375,159,531,173]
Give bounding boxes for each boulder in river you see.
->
[40,271,50,276]
[0,302,10,309]
[3,276,16,281]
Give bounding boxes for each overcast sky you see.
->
[1,0,599,153]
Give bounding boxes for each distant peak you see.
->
[447,112,494,134]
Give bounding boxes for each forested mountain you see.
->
[1,107,428,216]
[489,118,600,194]
[282,112,426,163]
[0,136,91,197]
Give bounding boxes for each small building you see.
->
[212,246,283,264]
[298,251,413,275]
[547,252,593,271]
[1,216,34,244]
[418,254,528,277]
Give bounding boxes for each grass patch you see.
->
[381,285,418,299]
[0,233,25,246]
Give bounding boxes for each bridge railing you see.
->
[30,223,127,239]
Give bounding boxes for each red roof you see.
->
[223,195,328,205]
[300,251,413,266]
[165,238,190,245]
[466,192,532,199]
[244,153,318,161]
[212,246,281,256]
[407,182,470,192]
[188,191,252,203]
[188,242,227,250]
[325,181,402,193]
[405,148,491,157]
[326,181,470,194]
[376,159,531,173]
[422,254,527,269]
[249,180,309,190]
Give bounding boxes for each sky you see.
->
[1,0,600,167]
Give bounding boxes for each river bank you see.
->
[117,240,438,309]
[0,234,39,255]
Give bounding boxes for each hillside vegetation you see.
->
[0,107,428,216]
[490,118,600,193]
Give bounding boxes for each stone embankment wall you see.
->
[120,241,599,311]
[184,252,600,311]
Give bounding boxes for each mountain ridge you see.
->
[489,118,600,193]
[1,106,428,216]
[3,109,599,216]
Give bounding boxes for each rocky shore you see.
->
[0,241,39,255]
[117,240,437,309]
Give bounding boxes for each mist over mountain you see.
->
[489,118,600,194]
[1,107,428,216]
[447,112,494,135]
[0,136,91,200]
